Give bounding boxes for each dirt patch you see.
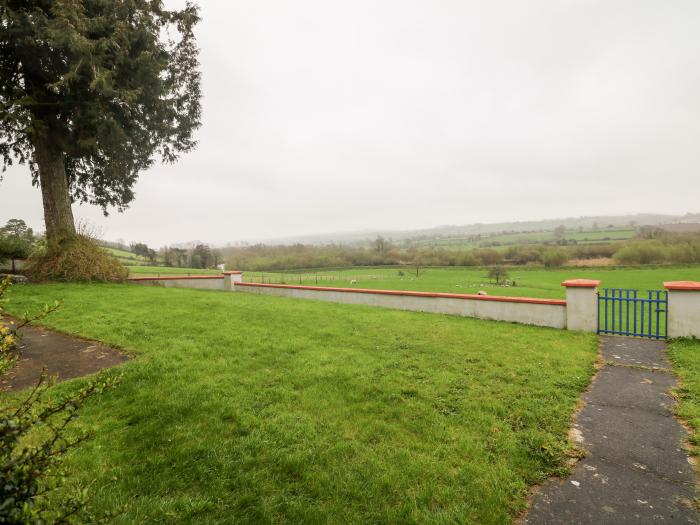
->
[1,321,128,391]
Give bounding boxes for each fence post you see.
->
[664,281,700,338]
[562,279,600,332]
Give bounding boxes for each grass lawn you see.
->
[5,284,598,524]
[668,339,700,457]
[243,265,700,300]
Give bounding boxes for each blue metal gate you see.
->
[597,288,668,339]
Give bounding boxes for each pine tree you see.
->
[1,1,202,246]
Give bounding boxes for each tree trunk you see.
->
[33,138,76,247]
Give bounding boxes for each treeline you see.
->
[222,239,619,271]
[614,234,700,265]
[223,232,700,271]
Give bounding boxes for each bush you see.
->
[26,235,127,282]
[0,278,120,522]
[541,248,568,268]
[614,241,667,265]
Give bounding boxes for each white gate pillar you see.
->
[223,271,244,291]
[562,279,600,332]
[665,281,700,338]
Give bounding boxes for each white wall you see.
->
[130,277,225,291]
[234,283,567,329]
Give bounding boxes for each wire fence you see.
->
[244,272,391,285]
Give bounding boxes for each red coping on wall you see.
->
[664,281,700,291]
[128,275,224,281]
[561,279,601,288]
[234,282,566,306]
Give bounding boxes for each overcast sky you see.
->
[1,0,699,247]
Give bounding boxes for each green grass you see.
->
[126,265,222,277]
[668,339,700,455]
[244,265,700,300]
[103,247,149,266]
[5,284,598,524]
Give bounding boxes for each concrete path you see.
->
[525,336,698,525]
[1,321,127,391]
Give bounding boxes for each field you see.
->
[5,284,598,524]
[126,265,222,277]
[243,265,700,300]
[103,247,150,266]
[412,228,636,249]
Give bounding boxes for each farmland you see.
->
[126,265,222,277]
[242,265,700,300]
[5,283,597,524]
[412,228,636,250]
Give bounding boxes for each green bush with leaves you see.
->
[0,278,120,522]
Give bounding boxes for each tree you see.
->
[553,225,566,241]
[0,1,202,247]
[0,218,34,271]
[488,266,509,285]
[191,244,212,268]
[130,242,150,258]
[374,236,388,255]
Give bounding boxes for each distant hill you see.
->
[245,212,700,246]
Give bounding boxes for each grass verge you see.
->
[669,338,700,457]
[5,284,597,524]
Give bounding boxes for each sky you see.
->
[1,0,699,247]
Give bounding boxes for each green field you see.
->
[126,265,222,277]
[243,265,700,300]
[103,247,149,266]
[5,284,598,524]
[413,228,636,249]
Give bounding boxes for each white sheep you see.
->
[350,279,358,285]
[477,290,488,296]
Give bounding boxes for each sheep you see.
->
[477,290,488,296]
[350,279,358,285]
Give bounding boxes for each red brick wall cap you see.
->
[561,279,601,288]
[128,275,224,281]
[235,282,566,306]
[664,281,700,291]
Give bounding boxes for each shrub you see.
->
[0,278,120,522]
[614,241,667,265]
[26,235,127,282]
[541,248,568,268]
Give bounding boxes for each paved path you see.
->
[1,321,127,391]
[525,336,698,525]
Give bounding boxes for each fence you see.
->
[598,288,668,339]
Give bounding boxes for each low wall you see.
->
[129,275,226,291]
[0,258,28,272]
[234,282,568,329]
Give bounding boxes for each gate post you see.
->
[562,279,600,332]
[223,271,244,291]
[664,281,700,338]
